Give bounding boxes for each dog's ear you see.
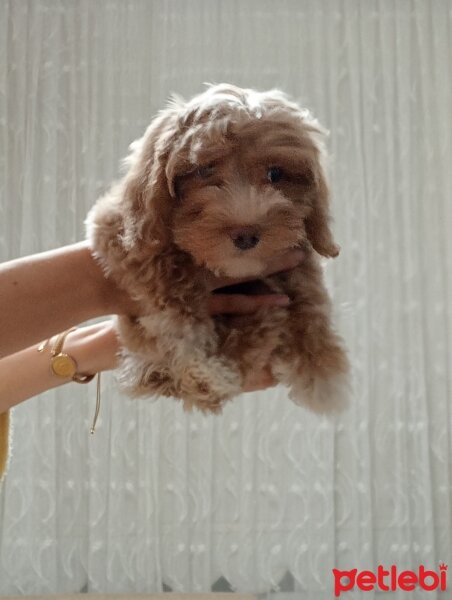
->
[305,172,340,258]
[120,108,180,252]
[303,128,340,259]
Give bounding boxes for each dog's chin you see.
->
[204,256,267,279]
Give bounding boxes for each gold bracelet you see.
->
[39,327,95,383]
[38,328,101,434]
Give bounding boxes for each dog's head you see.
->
[120,84,339,278]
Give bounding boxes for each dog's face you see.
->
[124,85,339,278]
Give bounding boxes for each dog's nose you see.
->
[230,227,260,251]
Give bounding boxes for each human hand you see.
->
[206,248,304,315]
[106,247,304,317]
[94,248,305,392]
[67,319,278,394]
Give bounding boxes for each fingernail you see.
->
[273,295,291,306]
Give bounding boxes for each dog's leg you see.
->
[177,350,243,413]
[116,313,242,413]
[287,319,350,414]
[215,305,288,377]
[272,256,350,414]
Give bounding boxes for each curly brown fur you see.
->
[86,84,350,414]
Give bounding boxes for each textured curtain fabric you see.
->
[0,0,451,597]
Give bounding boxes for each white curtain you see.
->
[1,0,451,597]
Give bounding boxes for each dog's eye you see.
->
[267,166,283,184]
[197,164,215,179]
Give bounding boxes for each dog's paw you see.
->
[286,335,351,414]
[289,370,350,414]
[328,243,341,258]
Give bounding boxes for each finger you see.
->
[208,293,290,315]
[260,248,305,278]
[242,366,277,392]
[208,248,305,290]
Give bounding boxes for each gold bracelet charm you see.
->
[38,328,100,433]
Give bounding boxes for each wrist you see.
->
[66,323,119,374]
[48,323,119,377]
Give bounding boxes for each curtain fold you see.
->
[0,0,451,597]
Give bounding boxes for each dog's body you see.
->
[86,84,350,413]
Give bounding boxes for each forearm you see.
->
[0,322,119,414]
[0,242,134,358]
[0,343,75,413]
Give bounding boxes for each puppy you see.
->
[86,84,350,414]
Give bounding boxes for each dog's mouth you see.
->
[212,279,274,296]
